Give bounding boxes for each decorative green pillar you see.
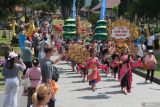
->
[93,20,108,41]
[63,18,76,40]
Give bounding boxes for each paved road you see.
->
[0,55,160,107]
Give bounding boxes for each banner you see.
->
[72,0,76,19]
[100,0,106,20]
[111,26,130,39]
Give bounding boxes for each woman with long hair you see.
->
[2,52,26,107]
[25,59,42,107]
[119,50,143,95]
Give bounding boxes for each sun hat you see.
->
[34,32,39,37]
[24,40,32,47]
[148,50,153,53]
[9,52,18,58]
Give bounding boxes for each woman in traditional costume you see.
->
[119,51,143,94]
[77,64,88,82]
[86,50,101,91]
[111,53,120,79]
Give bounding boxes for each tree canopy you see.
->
[89,0,99,9]
[119,0,160,20]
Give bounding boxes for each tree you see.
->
[0,0,24,11]
[88,13,100,26]
[120,0,160,29]
[118,0,134,16]
[47,0,60,12]
[127,0,160,20]
[62,0,70,19]
[60,0,73,19]
[77,0,85,9]
[0,0,24,21]
[89,0,99,9]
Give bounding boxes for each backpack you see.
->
[51,66,59,82]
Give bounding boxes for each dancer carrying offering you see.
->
[86,50,101,91]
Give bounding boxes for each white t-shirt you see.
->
[137,44,146,57]
[147,35,154,46]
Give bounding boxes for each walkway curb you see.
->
[133,68,160,85]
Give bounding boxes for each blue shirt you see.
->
[137,34,145,45]
[21,47,32,62]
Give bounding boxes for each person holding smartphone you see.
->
[2,52,26,107]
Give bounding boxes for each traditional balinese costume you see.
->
[77,64,88,81]
[111,59,119,79]
[86,57,101,90]
[119,54,143,93]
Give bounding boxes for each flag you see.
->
[100,0,106,20]
[72,0,76,19]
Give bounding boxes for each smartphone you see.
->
[18,55,20,60]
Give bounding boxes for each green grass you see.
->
[154,55,160,78]
[0,30,11,45]
[0,68,4,92]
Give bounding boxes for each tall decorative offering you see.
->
[93,0,108,41]
[93,20,108,41]
[63,18,76,40]
[108,18,139,58]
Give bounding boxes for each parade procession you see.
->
[0,0,160,107]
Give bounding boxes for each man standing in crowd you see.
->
[154,33,159,50]
[147,33,154,50]
[40,46,63,107]
[21,40,33,95]
[137,41,146,60]
[32,31,40,58]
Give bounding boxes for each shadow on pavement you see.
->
[72,80,83,83]
[99,74,108,78]
[102,78,116,82]
[149,87,160,91]
[70,87,91,91]
[109,84,121,88]
[57,62,70,65]
[105,90,123,94]
[65,72,76,74]
[78,94,111,100]
[67,75,81,78]
[61,68,72,71]
[136,82,150,85]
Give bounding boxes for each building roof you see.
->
[91,0,120,11]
